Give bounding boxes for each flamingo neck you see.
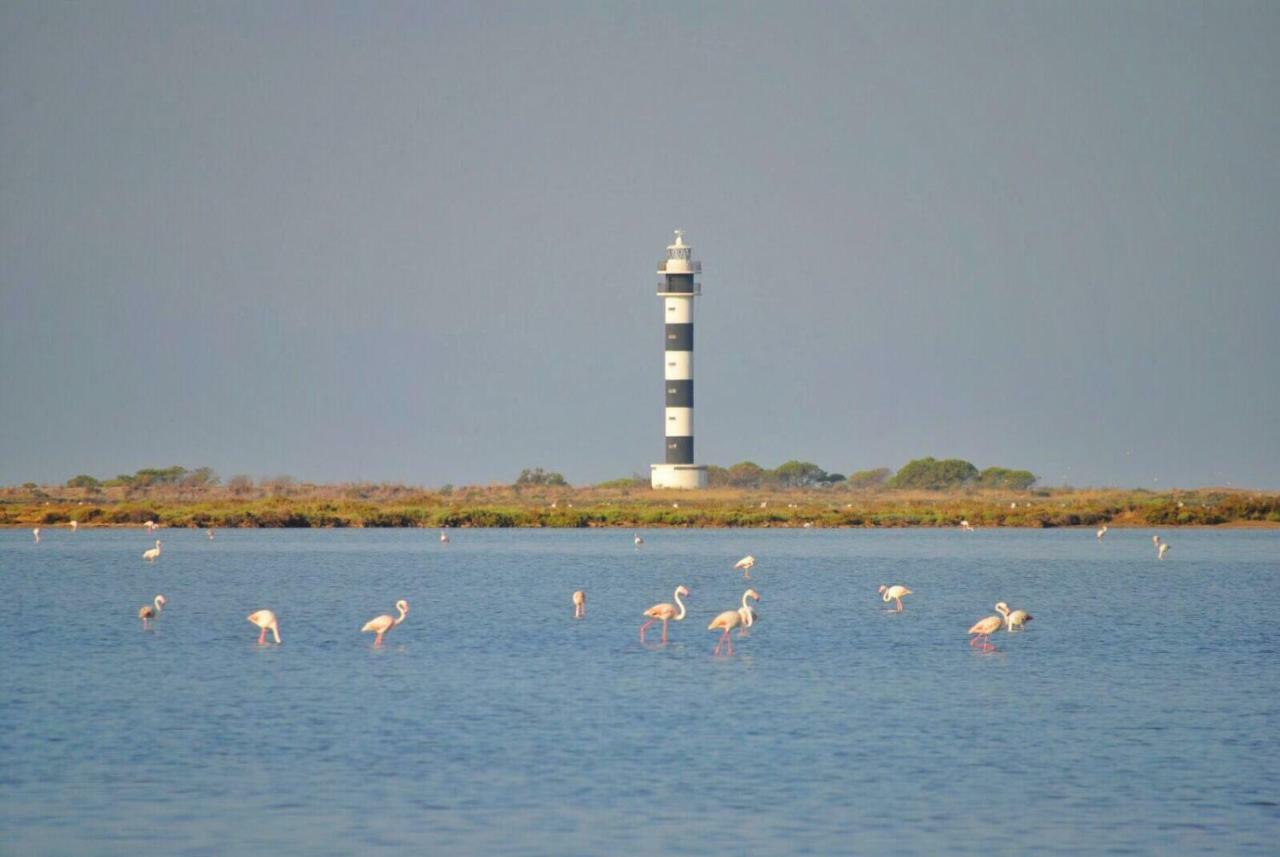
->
[673,590,686,621]
[394,605,407,625]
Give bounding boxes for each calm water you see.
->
[2,527,1277,855]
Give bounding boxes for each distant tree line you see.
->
[696,457,1036,491]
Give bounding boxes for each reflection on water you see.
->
[2,528,1277,855]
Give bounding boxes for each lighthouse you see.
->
[651,229,708,489]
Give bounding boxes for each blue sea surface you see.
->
[2,527,1277,855]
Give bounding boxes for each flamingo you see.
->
[995,601,1033,631]
[878,584,912,612]
[247,609,281,644]
[968,612,1003,652]
[142,539,162,562]
[144,520,157,533]
[1158,542,1170,560]
[634,533,644,549]
[708,606,745,656]
[737,588,761,634]
[572,590,586,619]
[1097,525,1108,540]
[440,530,450,544]
[1153,534,1161,546]
[960,520,974,532]
[138,594,166,628]
[32,527,40,543]
[207,529,215,540]
[361,600,409,647]
[733,555,755,579]
[640,585,689,644]
[70,520,78,532]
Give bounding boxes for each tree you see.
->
[889,457,979,490]
[774,460,827,489]
[181,467,220,489]
[726,461,766,488]
[133,466,187,487]
[227,474,255,496]
[66,474,102,490]
[514,468,567,487]
[262,475,296,496]
[846,468,891,489]
[978,467,1037,490]
[704,465,731,487]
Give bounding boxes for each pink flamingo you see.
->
[247,609,281,645]
[968,611,1003,653]
[138,595,166,629]
[361,600,408,647]
[572,590,586,619]
[640,585,689,644]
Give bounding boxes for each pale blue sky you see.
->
[2,1,1277,488]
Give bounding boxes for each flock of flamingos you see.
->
[30,520,1172,655]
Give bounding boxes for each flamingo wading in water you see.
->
[968,611,1003,653]
[1158,541,1170,560]
[138,595,166,628]
[708,608,745,656]
[32,528,40,543]
[572,590,586,619]
[142,540,162,562]
[995,601,1033,631]
[634,533,644,549]
[733,555,755,579]
[878,584,912,612]
[440,530,449,544]
[362,600,409,647]
[1097,525,1108,540]
[640,585,689,644]
[247,610,281,645]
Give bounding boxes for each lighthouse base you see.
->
[651,464,708,490]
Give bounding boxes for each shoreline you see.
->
[4,487,1277,530]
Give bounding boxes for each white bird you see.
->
[142,539,162,562]
[733,555,756,579]
[440,530,450,544]
[361,600,409,647]
[1153,534,1161,546]
[1158,542,1170,560]
[207,529,215,540]
[1096,525,1108,540]
[572,590,586,619]
[32,527,40,543]
[960,520,974,532]
[138,595,166,628]
[247,609,281,644]
[144,520,157,533]
[634,533,644,549]
[994,601,1033,631]
[70,520,78,532]
[878,584,912,612]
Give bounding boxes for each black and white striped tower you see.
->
[651,229,708,489]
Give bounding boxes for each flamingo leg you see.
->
[660,620,668,644]
[257,628,266,645]
[639,620,654,642]
[896,599,903,612]
[374,633,384,647]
